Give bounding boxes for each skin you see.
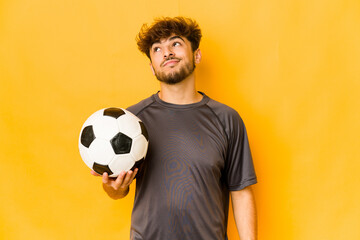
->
[93,33,257,239]
[150,35,197,86]
[91,169,137,200]
[231,186,258,240]
[149,34,203,104]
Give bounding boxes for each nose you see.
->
[163,47,174,59]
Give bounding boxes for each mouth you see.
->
[162,58,180,67]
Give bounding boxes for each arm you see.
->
[91,169,138,200]
[230,186,257,240]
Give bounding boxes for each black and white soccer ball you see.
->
[79,107,148,177]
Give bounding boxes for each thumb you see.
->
[91,170,100,176]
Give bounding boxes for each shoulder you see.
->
[205,96,246,139]
[205,97,244,125]
[126,95,155,116]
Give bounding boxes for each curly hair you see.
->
[136,16,202,59]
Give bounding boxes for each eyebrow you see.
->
[152,35,185,47]
[169,35,185,42]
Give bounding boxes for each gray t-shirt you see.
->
[127,92,257,240]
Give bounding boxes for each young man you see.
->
[92,17,258,240]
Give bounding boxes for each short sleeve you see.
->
[224,112,257,191]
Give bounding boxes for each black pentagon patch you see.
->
[110,132,132,154]
[93,162,113,175]
[103,107,125,119]
[80,125,95,148]
[139,122,149,141]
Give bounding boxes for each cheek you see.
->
[151,57,162,68]
[183,48,194,60]
[184,52,194,64]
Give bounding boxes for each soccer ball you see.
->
[79,107,149,177]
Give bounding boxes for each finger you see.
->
[91,170,100,176]
[130,168,138,181]
[102,172,109,184]
[127,169,138,185]
[121,170,134,187]
[114,171,126,188]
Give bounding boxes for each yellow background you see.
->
[1,0,359,239]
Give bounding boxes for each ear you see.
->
[194,49,202,64]
[149,62,155,75]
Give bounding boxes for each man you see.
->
[92,16,258,240]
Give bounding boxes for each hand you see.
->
[102,169,138,191]
[91,169,138,199]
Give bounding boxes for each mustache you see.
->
[161,57,181,67]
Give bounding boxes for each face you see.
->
[149,35,201,85]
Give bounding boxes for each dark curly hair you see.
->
[136,16,202,59]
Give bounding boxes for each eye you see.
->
[153,47,161,52]
[173,42,181,47]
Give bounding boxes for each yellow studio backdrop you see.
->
[1,0,359,239]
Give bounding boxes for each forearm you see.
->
[102,184,129,200]
[231,186,258,240]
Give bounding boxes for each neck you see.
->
[158,73,202,104]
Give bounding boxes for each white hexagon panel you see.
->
[131,135,149,161]
[92,115,120,140]
[109,154,136,175]
[117,113,142,139]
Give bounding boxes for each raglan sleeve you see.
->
[224,110,257,191]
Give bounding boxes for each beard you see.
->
[153,57,196,85]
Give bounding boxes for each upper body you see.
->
[92,16,258,240]
[127,92,256,239]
